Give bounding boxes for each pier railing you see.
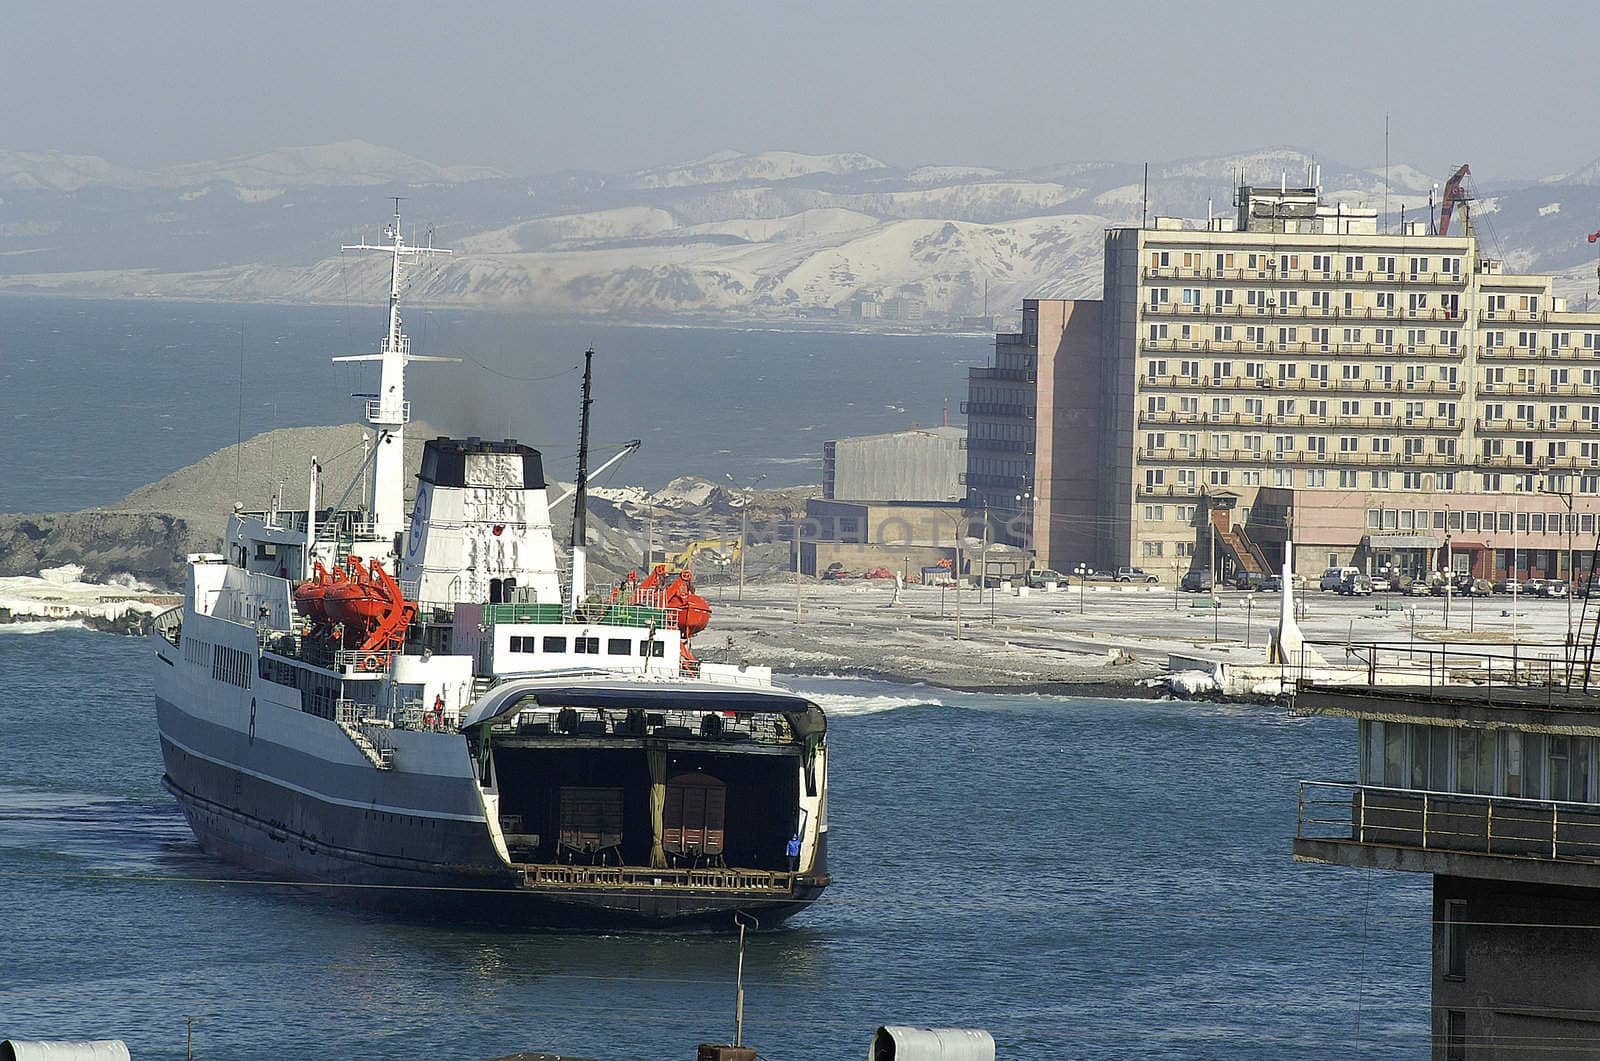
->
[1292,639,1600,704]
[1297,780,1600,862]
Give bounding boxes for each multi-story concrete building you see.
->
[969,182,1600,578]
[1294,667,1600,1058]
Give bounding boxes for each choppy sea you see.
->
[0,300,1429,1058]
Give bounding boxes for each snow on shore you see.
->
[0,564,178,624]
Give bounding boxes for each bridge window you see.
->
[607,638,632,656]
[542,636,568,653]
[573,636,600,654]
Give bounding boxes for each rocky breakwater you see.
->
[0,510,193,588]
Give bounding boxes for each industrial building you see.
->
[968,177,1600,580]
[801,425,1006,578]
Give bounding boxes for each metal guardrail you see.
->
[1293,639,1600,700]
[1297,780,1600,862]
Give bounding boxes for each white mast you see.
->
[332,199,456,543]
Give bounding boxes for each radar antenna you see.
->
[332,201,459,541]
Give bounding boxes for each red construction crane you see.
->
[1438,164,1471,236]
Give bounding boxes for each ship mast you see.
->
[333,199,455,543]
[570,347,594,610]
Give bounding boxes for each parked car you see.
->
[1369,574,1392,592]
[1493,578,1524,595]
[1025,568,1065,589]
[1338,573,1373,596]
[1231,571,1266,590]
[1524,578,1548,597]
[1261,575,1283,591]
[1319,566,1360,591]
[1542,579,1570,598]
[1115,566,1161,584]
[1406,577,1436,597]
[1180,569,1215,592]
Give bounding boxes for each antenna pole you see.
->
[333,199,454,544]
[570,348,594,610]
[1141,162,1149,228]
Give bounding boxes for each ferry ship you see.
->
[151,205,829,927]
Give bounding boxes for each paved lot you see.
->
[700,575,1594,694]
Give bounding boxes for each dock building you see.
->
[967,181,1600,580]
[1294,665,1600,1057]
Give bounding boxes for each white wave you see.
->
[0,619,88,635]
[803,688,949,717]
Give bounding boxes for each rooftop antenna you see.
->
[332,198,457,541]
[1141,162,1149,228]
[1384,113,1390,234]
[943,398,949,427]
[570,347,595,610]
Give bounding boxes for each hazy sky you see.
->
[4,0,1597,182]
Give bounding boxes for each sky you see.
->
[3,0,1598,182]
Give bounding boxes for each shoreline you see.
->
[0,287,999,340]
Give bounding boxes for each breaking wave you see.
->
[0,619,88,635]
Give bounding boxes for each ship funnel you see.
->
[400,437,563,606]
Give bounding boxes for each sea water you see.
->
[0,301,1430,1057]
[0,630,1429,1059]
[0,295,990,513]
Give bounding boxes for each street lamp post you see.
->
[1073,563,1088,614]
[727,473,766,601]
[1541,484,1575,660]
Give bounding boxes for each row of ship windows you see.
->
[506,634,666,658]
[212,645,251,689]
[182,636,251,691]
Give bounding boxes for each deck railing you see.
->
[1297,780,1600,862]
[521,863,798,892]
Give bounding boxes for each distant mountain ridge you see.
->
[2,141,1598,323]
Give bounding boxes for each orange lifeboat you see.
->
[292,561,333,623]
[323,557,387,633]
[320,555,417,654]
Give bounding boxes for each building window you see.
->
[1446,1010,1466,1061]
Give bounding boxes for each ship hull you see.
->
[158,694,827,928]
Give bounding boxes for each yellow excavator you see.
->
[666,536,742,573]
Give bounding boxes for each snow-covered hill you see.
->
[0,142,1595,325]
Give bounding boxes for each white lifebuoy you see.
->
[362,654,381,671]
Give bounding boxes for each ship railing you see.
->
[501,706,792,745]
[522,864,798,893]
[154,606,184,647]
[1298,780,1600,862]
[335,648,394,672]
